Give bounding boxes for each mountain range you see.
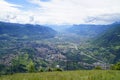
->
[0,21,120,73]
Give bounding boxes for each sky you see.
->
[0,0,120,25]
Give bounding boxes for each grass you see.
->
[0,70,120,80]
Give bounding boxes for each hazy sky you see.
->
[0,0,120,25]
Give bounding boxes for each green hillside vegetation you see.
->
[94,23,120,46]
[0,22,57,40]
[94,23,120,63]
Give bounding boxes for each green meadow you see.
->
[0,70,120,80]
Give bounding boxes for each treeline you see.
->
[0,53,63,75]
[111,62,120,70]
[94,62,120,70]
[0,53,35,75]
[1,53,120,76]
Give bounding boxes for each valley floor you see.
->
[0,70,120,80]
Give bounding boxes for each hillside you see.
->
[94,23,120,46]
[94,23,120,62]
[0,21,57,40]
[0,22,60,72]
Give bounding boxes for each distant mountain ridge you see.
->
[0,21,57,40]
[66,24,111,37]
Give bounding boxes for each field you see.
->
[0,70,120,80]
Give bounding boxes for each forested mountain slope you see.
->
[93,23,120,62]
[0,21,57,40]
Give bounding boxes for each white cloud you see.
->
[0,0,120,25]
[0,0,21,12]
[0,0,35,24]
[85,13,120,24]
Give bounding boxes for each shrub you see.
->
[111,62,120,70]
[94,66,102,70]
[46,68,53,72]
[54,68,63,71]
[39,68,44,72]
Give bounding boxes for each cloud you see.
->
[0,0,34,24]
[0,0,21,12]
[85,13,120,24]
[27,0,120,24]
[0,0,20,22]
[0,0,120,25]
[41,0,51,2]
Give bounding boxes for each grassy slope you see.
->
[0,70,120,80]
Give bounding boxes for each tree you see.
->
[111,62,120,70]
[94,66,102,70]
[28,60,35,72]
[11,53,29,73]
